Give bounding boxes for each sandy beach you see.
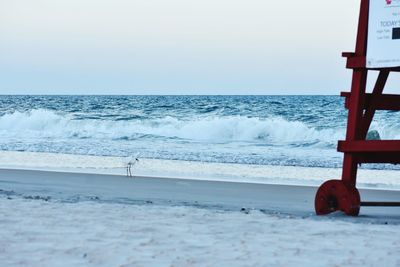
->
[1,167,400,266]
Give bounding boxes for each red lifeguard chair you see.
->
[315,0,400,216]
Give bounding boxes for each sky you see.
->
[0,0,395,95]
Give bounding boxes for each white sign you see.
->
[367,0,400,68]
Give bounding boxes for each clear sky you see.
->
[0,0,384,95]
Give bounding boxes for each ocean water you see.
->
[1,95,400,169]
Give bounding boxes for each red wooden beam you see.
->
[341,0,370,186]
[357,153,400,164]
[360,70,390,138]
[342,53,400,71]
[338,140,400,153]
[341,93,400,110]
[346,56,366,69]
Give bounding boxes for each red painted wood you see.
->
[357,154,400,164]
[316,0,400,215]
[346,56,366,69]
[338,140,400,153]
[342,52,356,58]
[341,92,400,111]
[360,70,390,138]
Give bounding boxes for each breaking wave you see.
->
[0,109,347,146]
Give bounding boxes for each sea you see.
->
[0,95,399,170]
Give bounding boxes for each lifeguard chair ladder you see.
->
[315,0,400,216]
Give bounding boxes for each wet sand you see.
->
[1,168,399,223]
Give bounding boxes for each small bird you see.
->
[126,154,140,177]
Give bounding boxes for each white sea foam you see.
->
[0,151,399,189]
[0,109,346,144]
[2,109,400,170]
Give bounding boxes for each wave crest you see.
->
[0,109,345,145]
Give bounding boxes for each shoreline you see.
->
[1,150,400,190]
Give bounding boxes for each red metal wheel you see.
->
[315,180,360,216]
